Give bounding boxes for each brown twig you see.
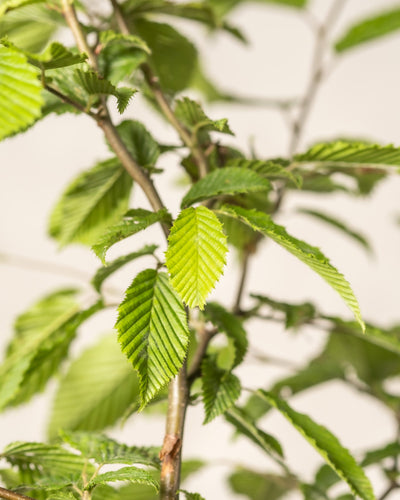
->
[0,488,36,500]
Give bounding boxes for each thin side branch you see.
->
[0,488,36,500]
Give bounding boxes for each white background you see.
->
[1,0,400,498]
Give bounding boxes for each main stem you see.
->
[0,488,35,500]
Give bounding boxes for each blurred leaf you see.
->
[175,97,233,136]
[115,120,160,167]
[228,468,297,500]
[251,294,316,329]
[362,441,400,467]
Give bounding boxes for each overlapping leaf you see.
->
[217,205,364,331]
[116,269,190,407]
[258,391,375,500]
[0,43,42,140]
[175,97,233,135]
[49,158,133,247]
[227,157,299,185]
[115,120,160,168]
[86,467,158,491]
[166,206,228,309]
[181,167,270,207]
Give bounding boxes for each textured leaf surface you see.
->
[175,97,233,135]
[48,335,139,439]
[181,167,270,207]
[86,467,158,491]
[0,44,42,140]
[166,206,227,309]
[202,358,241,423]
[115,120,160,167]
[92,244,158,293]
[228,468,297,500]
[335,7,400,52]
[227,158,299,185]
[295,141,400,170]
[49,158,133,247]
[218,205,364,331]
[92,208,170,264]
[116,269,190,407]
[258,391,375,500]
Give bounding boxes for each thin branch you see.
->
[0,488,36,500]
[378,482,400,500]
[233,249,250,314]
[187,326,218,382]
[44,84,93,115]
[288,0,347,157]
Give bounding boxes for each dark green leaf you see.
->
[251,294,316,329]
[175,97,233,135]
[228,468,297,500]
[362,441,400,467]
[227,158,299,186]
[115,120,160,167]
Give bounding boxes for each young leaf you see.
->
[257,391,375,500]
[49,158,133,247]
[166,206,228,309]
[48,335,140,439]
[116,269,190,407]
[204,302,248,368]
[115,120,160,168]
[297,208,371,253]
[217,205,365,331]
[202,358,241,423]
[335,7,400,53]
[92,208,170,264]
[174,97,233,135]
[86,467,159,491]
[0,44,42,141]
[92,244,158,293]
[181,167,270,208]
[228,468,297,500]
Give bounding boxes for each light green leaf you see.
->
[227,158,300,186]
[0,43,42,140]
[204,302,248,368]
[217,205,364,331]
[335,7,400,53]
[295,141,400,171]
[0,0,43,16]
[100,30,150,54]
[228,468,297,500]
[116,269,190,407]
[86,466,158,491]
[49,158,133,247]
[92,208,170,264]
[48,334,140,439]
[166,206,228,309]
[115,120,160,168]
[202,358,241,423]
[225,406,284,460]
[73,69,136,113]
[181,167,270,208]
[175,97,233,135]
[92,244,158,293]
[257,390,375,500]
[297,208,371,253]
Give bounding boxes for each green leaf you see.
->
[225,406,284,460]
[48,335,140,439]
[204,302,248,368]
[86,466,159,491]
[0,290,81,410]
[0,0,43,16]
[227,158,300,186]
[361,441,400,467]
[49,158,133,247]
[0,43,42,140]
[134,19,197,93]
[92,208,170,264]
[335,7,400,53]
[217,205,364,331]
[73,69,136,113]
[257,391,375,500]
[174,97,233,135]
[181,167,270,208]
[180,491,206,500]
[297,208,371,253]
[228,468,297,500]
[92,244,158,293]
[166,206,228,309]
[60,432,160,468]
[116,269,190,407]
[202,358,241,423]
[295,141,400,170]
[115,120,160,167]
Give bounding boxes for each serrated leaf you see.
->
[92,244,158,293]
[166,206,227,309]
[217,205,364,332]
[297,208,371,253]
[181,167,270,208]
[116,269,190,407]
[204,302,248,368]
[225,406,284,460]
[73,69,136,113]
[48,335,139,439]
[60,432,160,468]
[0,43,42,140]
[228,468,297,500]
[175,97,233,135]
[49,158,133,247]
[335,7,400,53]
[227,157,300,186]
[295,141,400,170]
[86,467,158,491]
[257,390,375,500]
[92,208,170,264]
[202,358,241,423]
[115,120,160,167]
